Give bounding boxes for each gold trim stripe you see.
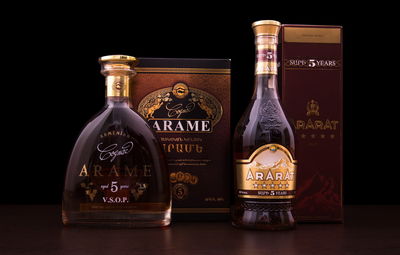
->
[284,68,341,71]
[172,208,230,213]
[136,67,230,74]
[239,195,295,199]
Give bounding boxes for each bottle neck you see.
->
[253,35,279,99]
[253,74,279,99]
[105,75,131,107]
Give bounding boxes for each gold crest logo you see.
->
[172,83,189,99]
[306,99,319,116]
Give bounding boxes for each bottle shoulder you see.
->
[80,106,156,138]
[235,98,293,133]
[234,98,295,155]
[68,106,160,163]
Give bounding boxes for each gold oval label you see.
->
[137,82,223,133]
[236,144,297,199]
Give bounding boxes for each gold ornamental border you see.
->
[236,143,297,164]
[138,87,224,127]
[136,67,230,74]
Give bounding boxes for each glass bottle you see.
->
[232,21,297,230]
[62,55,171,227]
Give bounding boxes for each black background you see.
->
[2,6,396,205]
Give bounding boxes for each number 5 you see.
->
[111,181,118,193]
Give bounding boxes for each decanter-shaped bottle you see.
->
[62,55,171,227]
[232,21,297,230]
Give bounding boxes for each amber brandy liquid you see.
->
[62,55,171,227]
[232,21,296,230]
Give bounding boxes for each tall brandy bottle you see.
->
[232,21,297,230]
[62,55,171,227]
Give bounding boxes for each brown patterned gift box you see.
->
[131,58,231,220]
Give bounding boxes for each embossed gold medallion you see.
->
[173,183,189,200]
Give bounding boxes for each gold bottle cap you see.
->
[252,20,281,36]
[99,55,138,75]
[99,55,137,62]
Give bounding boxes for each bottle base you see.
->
[231,201,295,231]
[62,210,171,228]
[232,220,295,231]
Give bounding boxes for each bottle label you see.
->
[236,144,297,199]
[78,130,157,211]
[256,45,277,75]
[106,76,130,97]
